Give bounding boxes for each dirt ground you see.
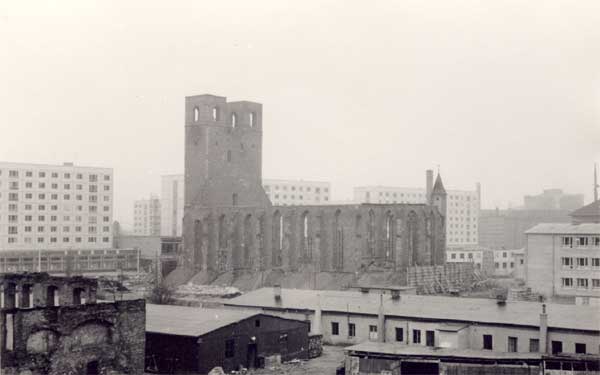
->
[248,345,345,375]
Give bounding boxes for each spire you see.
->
[432,173,446,195]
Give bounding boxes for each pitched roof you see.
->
[224,288,600,332]
[570,200,600,218]
[525,223,600,235]
[432,174,446,194]
[146,304,259,337]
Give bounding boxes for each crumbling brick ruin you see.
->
[175,95,449,286]
[0,273,145,375]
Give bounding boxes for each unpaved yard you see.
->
[248,345,345,375]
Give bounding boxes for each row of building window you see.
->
[0,181,110,191]
[6,236,111,244]
[3,215,110,223]
[561,278,600,289]
[561,257,600,268]
[271,194,329,201]
[265,185,328,193]
[561,236,600,248]
[1,193,110,202]
[329,323,586,354]
[449,252,481,260]
[0,204,110,213]
[0,170,110,181]
[193,106,257,128]
[7,225,110,234]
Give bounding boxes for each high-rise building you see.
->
[523,189,584,211]
[262,179,330,206]
[354,183,480,248]
[133,195,161,236]
[0,162,114,250]
[161,174,184,236]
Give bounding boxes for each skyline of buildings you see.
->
[0,162,114,250]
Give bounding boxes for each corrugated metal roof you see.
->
[224,288,600,332]
[345,341,542,360]
[525,223,600,234]
[146,304,259,337]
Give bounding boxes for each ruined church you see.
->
[176,94,447,284]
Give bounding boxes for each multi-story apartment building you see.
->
[525,223,600,304]
[160,174,184,236]
[262,179,330,206]
[354,183,480,247]
[133,195,161,236]
[0,162,113,250]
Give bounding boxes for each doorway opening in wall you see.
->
[247,343,258,369]
[86,360,99,375]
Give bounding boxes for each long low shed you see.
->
[145,304,309,374]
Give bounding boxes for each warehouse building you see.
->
[224,287,600,355]
[145,304,310,374]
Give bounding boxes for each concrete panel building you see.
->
[133,195,161,236]
[160,174,184,237]
[525,223,600,304]
[262,179,331,206]
[0,162,114,251]
[354,183,480,248]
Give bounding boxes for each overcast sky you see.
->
[1,0,599,228]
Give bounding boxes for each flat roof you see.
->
[525,223,600,235]
[345,341,542,361]
[0,161,112,171]
[224,288,600,332]
[146,304,259,337]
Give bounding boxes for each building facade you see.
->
[146,304,309,373]
[0,273,145,375]
[178,94,447,281]
[445,247,494,275]
[524,189,584,211]
[354,183,480,248]
[525,223,600,303]
[133,195,161,236]
[0,162,114,251]
[493,249,524,277]
[263,179,331,206]
[225,287,600,355]
[160,174,184,236]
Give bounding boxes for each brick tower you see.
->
[184,94,269,209]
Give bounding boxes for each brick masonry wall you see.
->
[0,299,145,375]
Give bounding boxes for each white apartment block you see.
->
[263,179,330,206]
[525,223,600,304]
[160,174,184,237]
[0,162,113,250]
[354,184,481,247]
[133,195,161,236]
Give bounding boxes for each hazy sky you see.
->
[1,0,599,229]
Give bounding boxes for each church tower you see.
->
[184,94,269,209]
[431,173,447,219]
